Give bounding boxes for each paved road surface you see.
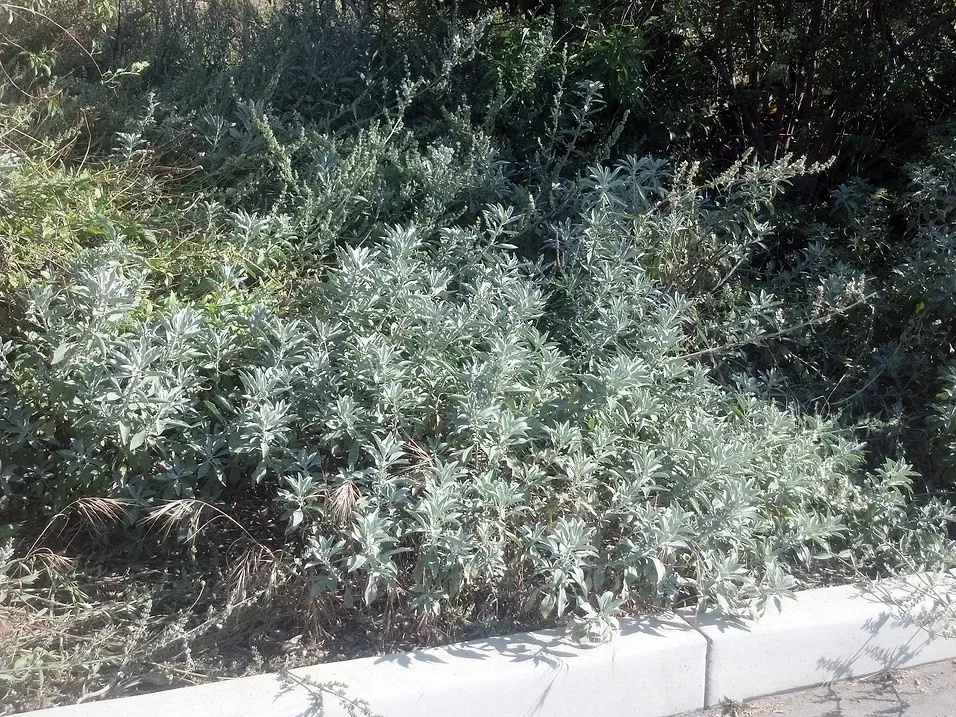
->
[686,660,956,717]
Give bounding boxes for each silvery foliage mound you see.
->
[1,144,952,642]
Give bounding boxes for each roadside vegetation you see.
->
[2,0,955,710]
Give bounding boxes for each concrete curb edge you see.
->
[18,573,956,717]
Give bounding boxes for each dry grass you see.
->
[0,496,517,714]
[0,497,306,714]
[0,558,303,713]
[0,488,460,713]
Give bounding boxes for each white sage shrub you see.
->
[1,146,952,641]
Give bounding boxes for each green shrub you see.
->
[2,143,952,635]
[740,141,956,482]
[1,2,955,707]
[933,365,956,485]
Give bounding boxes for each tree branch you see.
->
[894,8,956,56]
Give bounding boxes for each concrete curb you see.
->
[684,574,956,708]
[18,575,956,717]
[21,614,708,717]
